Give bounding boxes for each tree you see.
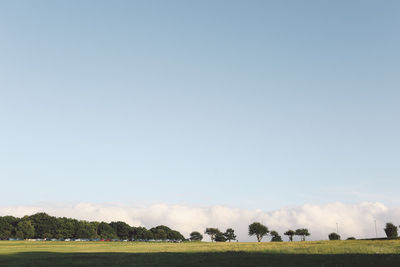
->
[270,230,282,242]
[346,237,356,240]
[190,231,203,241]
[150,225,184,241]
[248,222,269,242]
[328,232,340,240]
[16,220,35,239]
[110,221,131,240]
[142,229,154,241]
[284,230,295,241]
[205,228,220,242]
[151,228,167,241]
[29,213,58,238]
[56,217,78,239]
[224,228,236,242]
[384,223,398,239]
[295,228,310,241]
[214,231,226,242]
[97,222,117,239]
[168,230,185,241]
[131,227,153,241]
[0,217,14,240]
[75,220,97,239]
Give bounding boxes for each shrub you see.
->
[328,232,340,240]
[384,223,398,239]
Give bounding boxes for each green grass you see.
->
[0,240,399,266]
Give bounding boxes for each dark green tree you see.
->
[76,220,97,239]
[205,228,220,242]
[214,231,226,242]
[56,217,77,239]
[384,223,398,238]
[0,217,14,240]
[248,222,269,242]
[328,232,341,240]
[142,229,154,240]
[97,222,117,239]
[151,228,167,240]
[295,228,310,241]
[16,220,35,239]
[168,230,185,241]
[224,228,236,242]
[189,231,203,241]
[110,221,131,240]
[150,225,184,241]
[29,213,58,239]
[284,230,295,241]
[131,226,150,240]
[270,230,282,242]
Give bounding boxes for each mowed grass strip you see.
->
[0,240,400,267]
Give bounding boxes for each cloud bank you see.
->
[1,202,399,241]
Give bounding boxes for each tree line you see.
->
[2,213,397,242]
[0,213,184,241]
[195,221,400,242]
[189,222,310,242]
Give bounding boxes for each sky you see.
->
[0,1,400,239]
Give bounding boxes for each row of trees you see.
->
[7,214,395,242]
[248,222,310,242]
[191,222,311,242]
[199,221,399,242]
[0,213,185,241]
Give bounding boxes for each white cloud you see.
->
[1,202,399,241]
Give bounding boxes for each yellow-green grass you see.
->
[1,240,400,266]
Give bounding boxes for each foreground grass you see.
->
[0,240,399,266]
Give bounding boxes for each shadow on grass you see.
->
[0,252,399,267]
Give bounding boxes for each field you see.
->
[1,240,400,267]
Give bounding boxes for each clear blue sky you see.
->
[1,0,399,210]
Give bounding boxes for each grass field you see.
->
[1,240,400,266]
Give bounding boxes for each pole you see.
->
[336,222,339,234]
[374,220,378,238]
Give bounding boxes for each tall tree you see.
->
[224,228,236,242]
[328,232,340,240]
[205,228,220,242]
[56,217,78,239]
[284,230,295,241]
[29,213,58,239]
[214,231,227,242]
[248,222,269,242]
[151,228,167,240]
[76,220,97,239]
[295,228,310,241]
[384,223,398,238]
[270,230,282,242]
[97,222,117,239]
[0,217,14,240]
[190,231,203,241]
[110,221,131,240]
[16,220,35,239]
[150,225,184,241]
